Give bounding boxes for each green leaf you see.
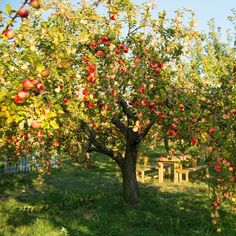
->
[5,4,13,15]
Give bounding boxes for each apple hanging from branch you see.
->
[29,0,41,9]
[4,29,15,39]
[17,8,29,18]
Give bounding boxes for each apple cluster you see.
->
[14,69,49,104]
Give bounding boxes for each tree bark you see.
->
[120,139,139,204]
[164,136,169,153]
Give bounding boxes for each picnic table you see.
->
[157,155,209,183]
[136,155,209,184]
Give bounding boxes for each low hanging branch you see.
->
[80,120,124,166]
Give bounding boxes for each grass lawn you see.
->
[0,152,235,236]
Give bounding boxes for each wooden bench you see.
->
[176,165,209,182]
[136,164,172,183]
[136,165,158,183]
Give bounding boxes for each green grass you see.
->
[0,153,235,236]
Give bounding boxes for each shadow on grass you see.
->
[0,154,235,236]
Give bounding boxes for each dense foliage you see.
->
[0,0,235,231]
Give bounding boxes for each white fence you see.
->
[2,155,60,174]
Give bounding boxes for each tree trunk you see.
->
[120,142,139,204]
[164,136,169,153]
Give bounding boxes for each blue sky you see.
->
[1,0,235,36]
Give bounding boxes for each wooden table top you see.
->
[157,155,193,163]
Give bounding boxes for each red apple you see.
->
[81,56,87,62]
[29,0,40,9]
[135,101,141,107]
[208,146,215,152]
[4,29,15,39]
[119,44,125,50]
[151,62,158,68]
[18,90,30,99]
[97,50,104,57]
[98,102,103,109]
[41,69,50,78]
[154,68,161,74]
[87,65,96,73]
[173,117,179,122]
[167,129,175,136]
[115,49,121,55]
[161,115,167,120]
[123,48,129,53]
[104,105,110,111]
[14,95,25,104]
[22,79,33,89]
[149,102,155,110]
[31,120,41,129]
[134,56,140,63]
[171,123,177,129]
[191,137,198,145]
[141,99,148,106]
[110,15,116,20]
[39,84,44,91]
[117,59,123,65]
[82,88,88,95]
[160,62,167,70]
[135,120,142,127]
[214,164,222,172]
[120,67,126,73]
[31,79,40,85]
[87,74,96,83]
[128,101,133,106]
[139,85,145,93]
[99,36,108,43]
[7,137,13,142]
[178,104,185,111]
[87,102,94,109]
[17,8,29,18]
[209,127,216,135]
[91,41,97,48]
[231,109,236,115]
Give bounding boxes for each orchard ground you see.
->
[0,147,235,236]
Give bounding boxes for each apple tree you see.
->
[0,0,203,204]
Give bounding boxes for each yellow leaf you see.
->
[27,118,33,127]
[50,120,59,129]
[19,120,26,130]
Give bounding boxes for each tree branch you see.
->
[141,119,155,139]
[118,98,135,120]
[80,120,124,166]
[111,117,127,136]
